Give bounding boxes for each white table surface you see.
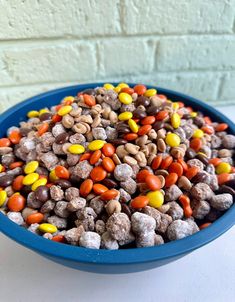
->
[1,106,235,302]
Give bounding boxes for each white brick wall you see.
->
[0,0,235,113]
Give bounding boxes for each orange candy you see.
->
[12,175,24,191]
[121,87,134,95]
[190,138,202,152]
[136,169,152,183]
[52,114,62,123]
[90,150,102,165]
[201,126,214,135]
[151,155,163,170]
[177,158,188,172]
[156,110,168,121]
[7,194,26,212]
[209,158,222,166]
[0,138,11,147]
[26,213,44,225]
[83,94,96,107]
[80,179,93,197]
[124,133,138,141]
[102,143,115,157]
[185,166,199,180]
[102,157,115,172]
[101,189,119,201]
[158,94,168,100]
[131,196,149,209]
[52,235,65,242]
[55,104,62,111]
[179,195,193,218]
[217,173,231,185]
[55,166,70,179]
[160,156,173,170]
[199,222,212,230]
[141,116,156,125]
[168,162,183,177]
[133,84,147,95]
[79,153,91,162]
[64,100,73,106]
[138,125,152,136]
[9,161,24,170]
[177,101,184,108]
[93,184,108,195]
[37,123,49,136]
[165,172,178,187]
[145,175,161,191]
[204,116,212,125]
[215,123,228,132]
[46,183,53,188]
[90,166,107,181]
[9,131,21,144]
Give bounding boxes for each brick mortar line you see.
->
[0,33,234,47]
[217,74,226,99]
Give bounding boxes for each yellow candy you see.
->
[49,169,59,182]
[38,223,57,234]
[39,108,49,115]
[32,178,48,191]
[68,144,85,154]
[0,190,7,207]
[118,112,133,121]
[104,83,114,90]
[118,82,129,89]
[13,192,20,196]
[63,96,74,103]
[193,129,204,138]
[114,86,122,93]
[144,89,157,97]
[147,191,164,208]
[119,92,133,105]
[23,173,39,185]
[171,113,181,129]
[88,140,106,151]
[172,102,180,110]
[0,164,3,173]
[216,162,231,174]
[24,161,39,174]
[190,112,197,118]
[128,119,139,133]
[197,152,207,157]
[165,133,181,147]
[27,110,39,118]
[58,105,72,116]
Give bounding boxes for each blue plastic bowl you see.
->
[0,83,235,274]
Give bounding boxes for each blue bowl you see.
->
[0,83,235,274]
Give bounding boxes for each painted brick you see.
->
[0,71,230,113]
[126,71,221,101]
[0,82,79,113]
[220,72,235,100]
[123,0,235,34]
[157,36,235,71]
[0,42,97,85]
[97,39,156,77]
[0,0,121,40]
[0,52,15,86]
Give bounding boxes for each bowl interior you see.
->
[0,83,235,265]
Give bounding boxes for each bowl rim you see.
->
[0,82,235,265]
